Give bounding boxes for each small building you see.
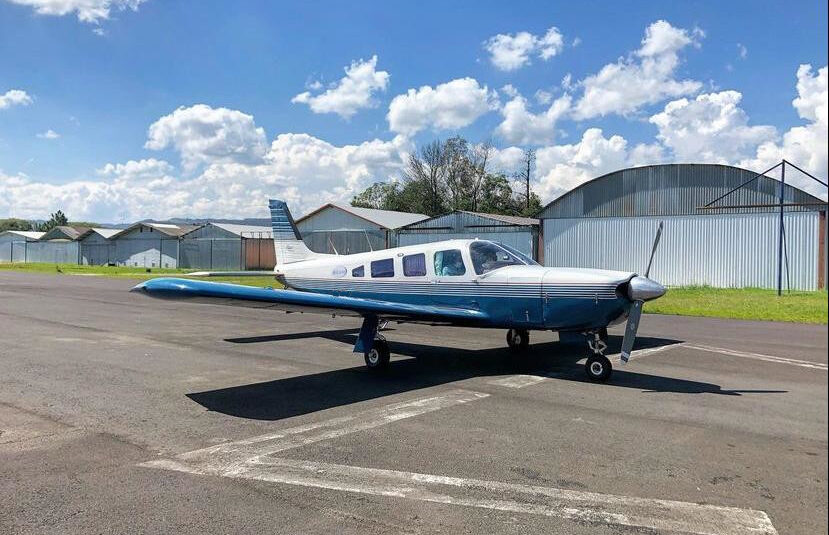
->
[0,230,45,262]
[110,222,200,269]
[78,228,120,266]
[397,211,540,260]
[180,222,275,270]
[296,203,428,254]
[538,163,827,290]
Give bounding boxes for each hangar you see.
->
[539,163,827,290]
[397,211,540,260]
[78,228,120,265]
[0,230,45,262]
[296,203,428,254]
[110,222,199,269]
[180,222,275,270]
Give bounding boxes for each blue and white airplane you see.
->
[132,200,666,382]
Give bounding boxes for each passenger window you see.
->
[351,265,364,277]
[403,253,426,277]
[370,258,394,278]
[434,249,466,276]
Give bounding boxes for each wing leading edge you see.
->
[131,278,489,324]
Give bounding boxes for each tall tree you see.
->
[36,210,69,232]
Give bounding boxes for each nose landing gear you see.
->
[585,330,612,382]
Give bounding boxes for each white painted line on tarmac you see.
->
[148,455,778,535]
[144,389,488,470]
[488,374,547,388]
[608,342,683,364]
[685,344,828,371]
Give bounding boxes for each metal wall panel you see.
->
[539,164,824,219]
[543,212,820,290]
[298,207,388,254]
[20,242,80,264]
[398,231,536,258]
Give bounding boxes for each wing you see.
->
[131,278,489,324]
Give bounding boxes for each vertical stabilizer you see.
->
[268,199,319,264]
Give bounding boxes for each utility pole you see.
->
[523,149,535,211]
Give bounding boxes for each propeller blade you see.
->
[620,300,643,363]
[644,221,664,278]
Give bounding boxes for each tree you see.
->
[35,210,69,232]
[0,218,33,232]
[350,136,543,218]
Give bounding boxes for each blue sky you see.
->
[0,0,826,221]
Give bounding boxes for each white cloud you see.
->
[0,89,32,109]
[483,26,565,71]
[740,64,827,197]
[649,90,777,163]
[7,0,146,24]
[0,108,411,221]
[737,43,748,60]
[36,129,61,139]
[495,92,571,145]
[387,77,498,136]
[572,20,703,119]
[145,104,268,171]
[291,55,390,119]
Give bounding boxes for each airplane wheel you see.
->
[506,329,530,352]
[585,354,612,382]
[364,339,390,370]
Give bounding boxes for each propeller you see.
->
[620,222,666,363]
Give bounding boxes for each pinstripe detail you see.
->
[285,278,619,300]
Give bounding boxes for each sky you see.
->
[0,0,826,223]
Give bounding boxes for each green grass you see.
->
[2,263,826,323]
[646,286,828,324]
[0,262,280,288]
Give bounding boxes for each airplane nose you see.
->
[627,276,666,301]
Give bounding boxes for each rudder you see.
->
[268,199,319,264]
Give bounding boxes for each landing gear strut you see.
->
[356,316,390,371]
[584,330,612,382]
[506,329,530,352]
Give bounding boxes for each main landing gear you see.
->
[506,329,530,352]
[356,316,390,371]
[585,330,612,382]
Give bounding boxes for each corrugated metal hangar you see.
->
[296,203,428,254]
[539,164,827,290]
[397,211,540,259]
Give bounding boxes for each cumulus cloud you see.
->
[0,104,412,221]
[740,64,827,197]
[572,20,703,119]
[6,0,147,24]
[387,77,498,136]
[36,129,61,139]
[649,90,777,163]
[495,92,571,145]
[291,55,390,119]
[484,27,565,71]
[145,104,268,171]
[0,89,32,109]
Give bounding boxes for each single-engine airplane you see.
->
[132,199,667,381]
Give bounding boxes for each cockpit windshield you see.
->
[469,241,537,275]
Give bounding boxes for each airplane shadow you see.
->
[185,329,786,421]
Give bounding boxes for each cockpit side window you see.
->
[469,241,526,275]
[433,249,466,276]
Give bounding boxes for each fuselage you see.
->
[274,239,638,331]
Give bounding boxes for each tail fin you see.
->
[269,199,319,264]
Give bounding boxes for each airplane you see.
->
[131,199,667,382]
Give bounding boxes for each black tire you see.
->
[364,339,390,370]
[585,354,612,382]
[506,329,530,352]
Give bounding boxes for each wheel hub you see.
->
[590,361,604,375]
